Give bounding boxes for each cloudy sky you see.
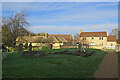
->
[2,2,118,35]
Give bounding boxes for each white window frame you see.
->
[91,42,95,45]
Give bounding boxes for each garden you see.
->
[2,48,107,78]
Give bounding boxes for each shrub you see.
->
[2,46,7,52]
[7,47,14,52]
[42,46,49,49]
[24,43,28,49]
[2,49,7,52]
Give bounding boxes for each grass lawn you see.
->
[2,48,107,78]
[118,53,120,64]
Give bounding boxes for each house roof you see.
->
[47,36,59,43]
[16,36,46,43]
[55,36,68,43]
[80,32,107,37]
[107,35,116,42]
[16,36,68,43]
[48,34,72,42]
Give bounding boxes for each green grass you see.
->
[116,52,120,64]
[104,49,116,51]
[2,48,107,78]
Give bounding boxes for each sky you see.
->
[2,2,118,35]
[1,0,120,2]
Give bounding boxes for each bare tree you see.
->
[2,11,30,47]
[74,33,80,40]
[109,28,118,39]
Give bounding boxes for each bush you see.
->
[7,47,14,52]
[24,43,28,49]
[42,46,49,49]
[2,49,7,52]
[2,46,7,52]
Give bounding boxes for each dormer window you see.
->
[99,37,103,40]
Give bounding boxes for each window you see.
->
[99,37,103,40]
[52,42,55,44]
[83,37,86,40]
[111,44,113,46]
[91,42,95,45]
[91,37,94,40]
[99,43,103,46]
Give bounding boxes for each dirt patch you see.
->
[50,50,96,57]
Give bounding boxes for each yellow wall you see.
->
[80,37,117,49]
[52,46,60,49]
[107,42,116,46]
[80,37,107,47]
[106,42,117,49]
[52,43,63,47]
[52,43,63,49]
[27,43,45,46]
[88,45,103,49]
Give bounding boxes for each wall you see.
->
[16,43,45,46]
[61,46,78,49]
[28,43,45,46]
[106,42,117,46]
[89,45,104,49]
[52,46,60,49]
[52,43,63,49]
[32,46,42,49]
[80,37,107,47]
[106,42,117,49]
[52,43,63,47]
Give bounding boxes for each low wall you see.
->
[52,46,60,49]
[61,46,78,49]
[32,46,42,49]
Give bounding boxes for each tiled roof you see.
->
[80,32,107,37]
[107,35,116,42]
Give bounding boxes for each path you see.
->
[95,50,118,78]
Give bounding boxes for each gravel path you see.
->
[95,50,118,78]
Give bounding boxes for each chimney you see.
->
[80,29,82,34]
[70,34,72,40]
[106,29,108,36]
[45,33,48,39]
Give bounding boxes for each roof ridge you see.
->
[81,31,106,32]
[49,34,71,35]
